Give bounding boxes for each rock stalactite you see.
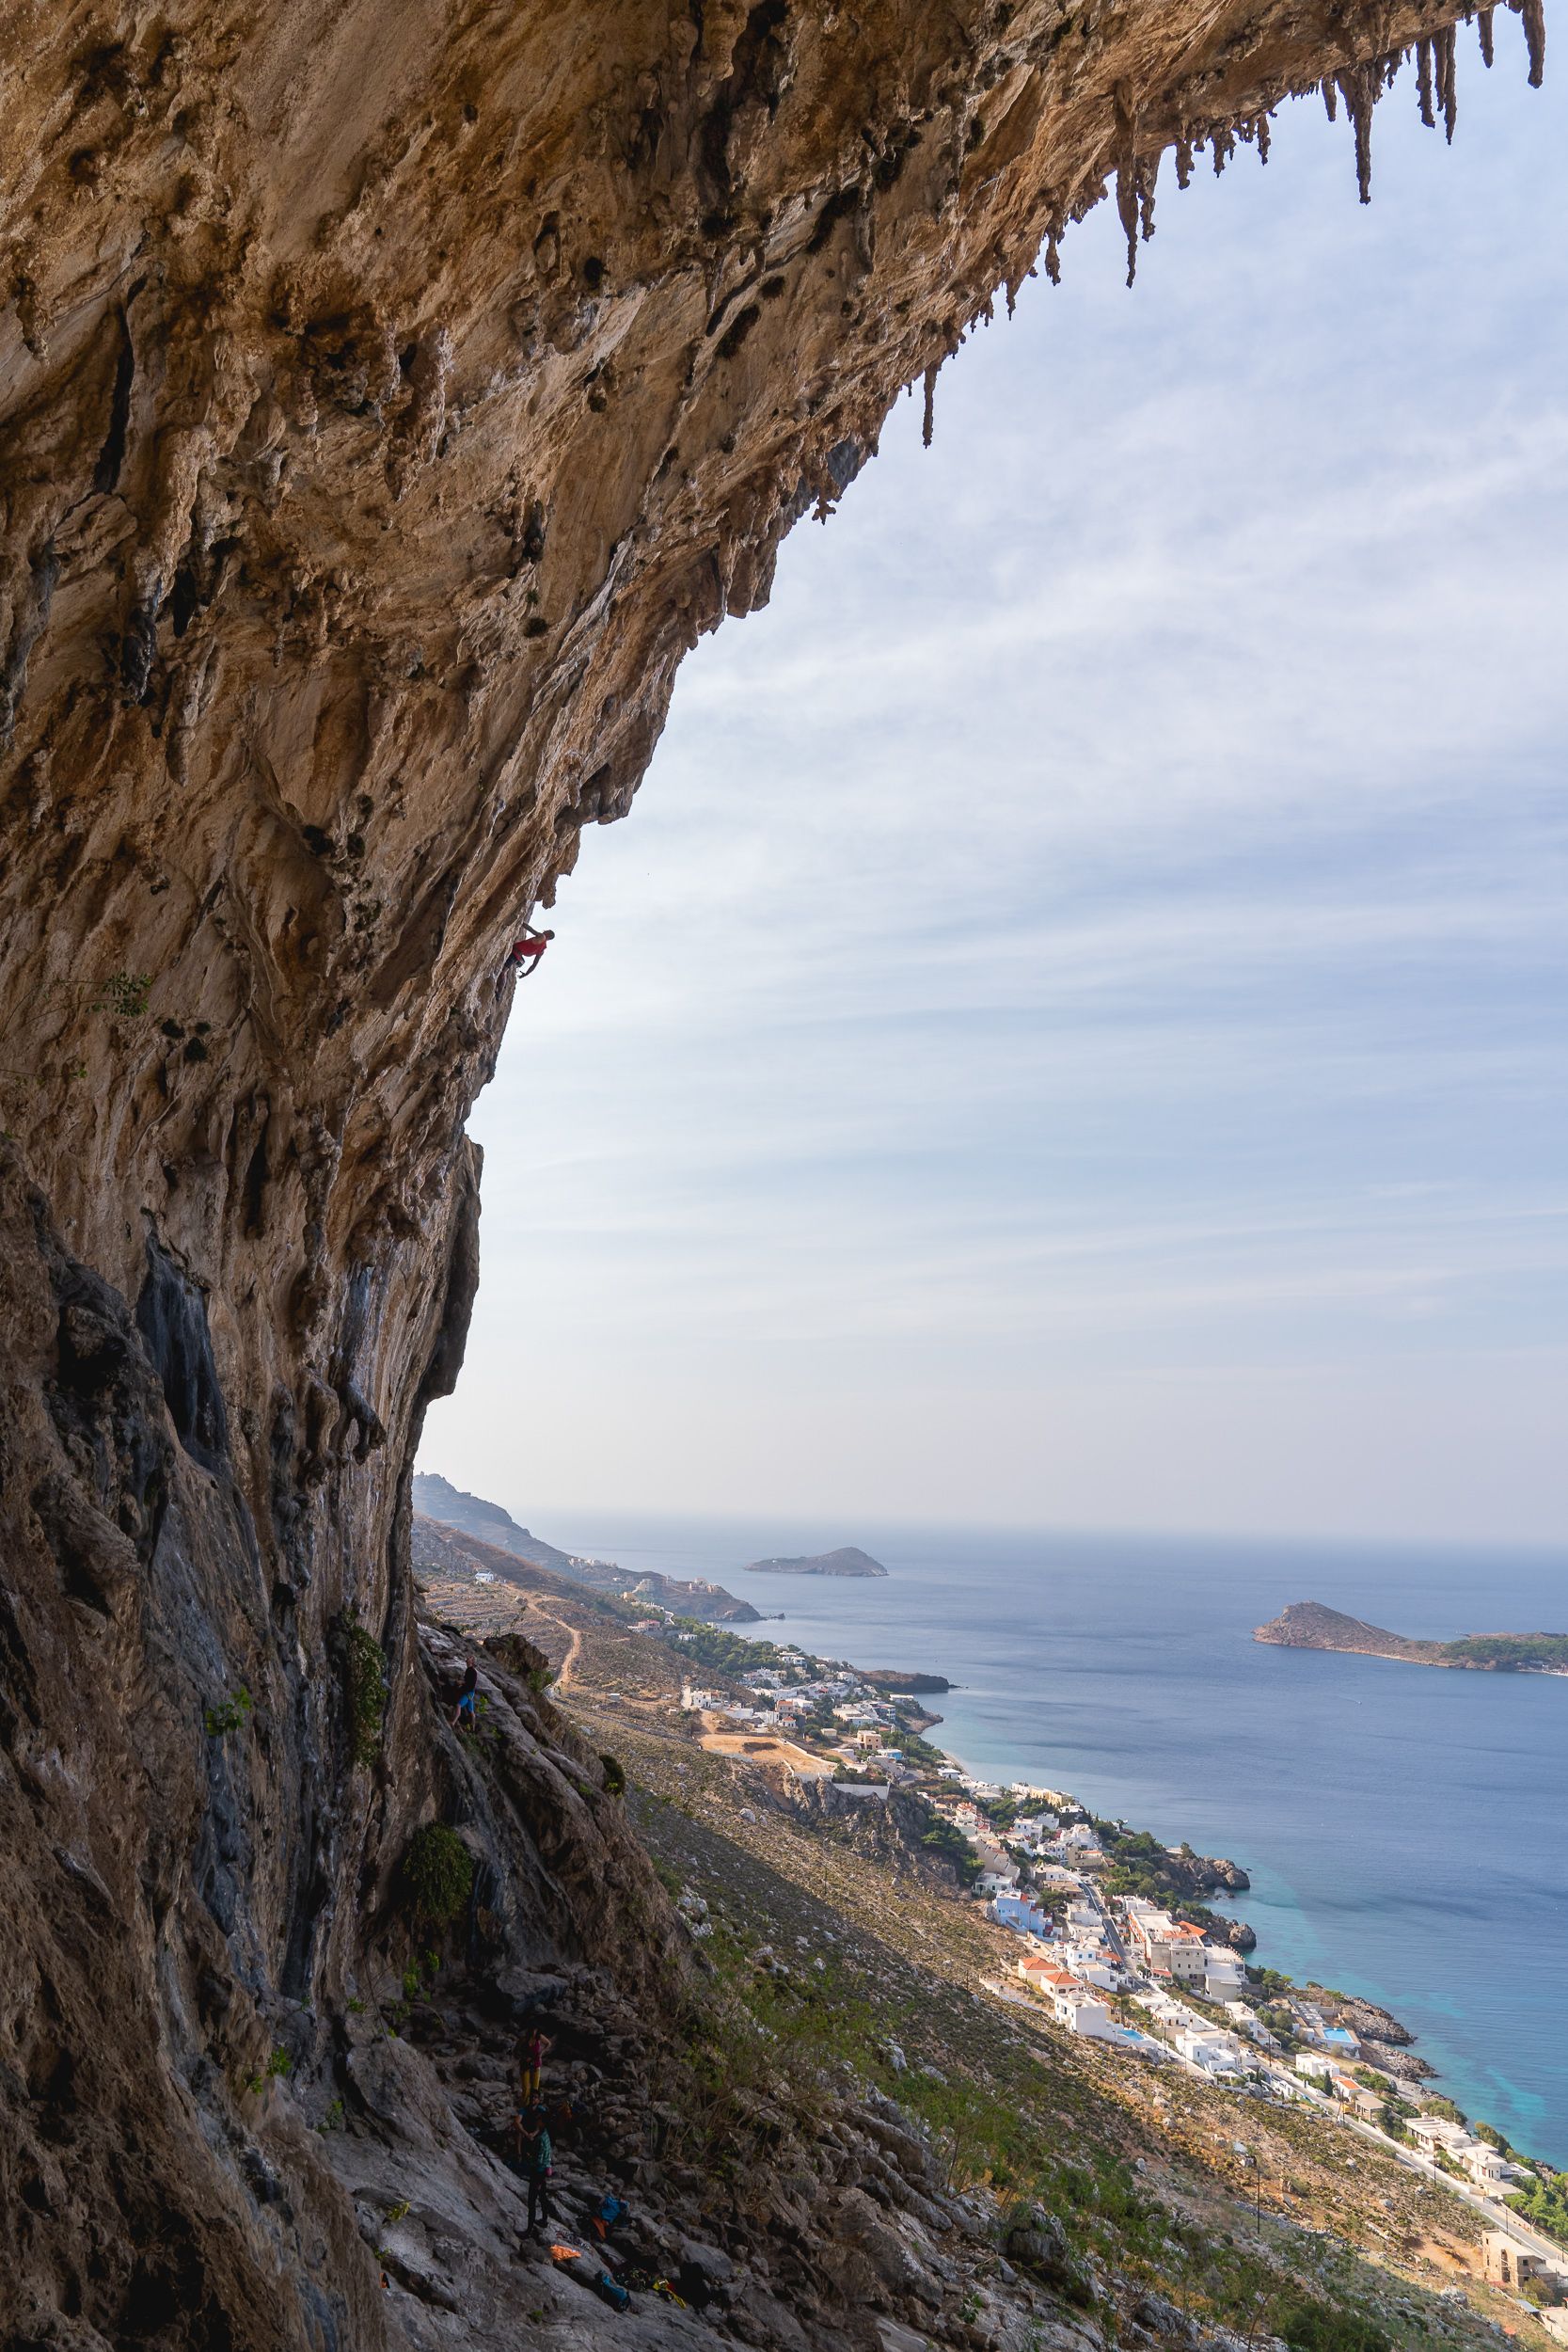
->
[0,1,1545,2344]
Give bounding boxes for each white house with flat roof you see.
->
[1407,2116,1473,2157]
[1176,2026,1244,2075]
[1464,2144,1523,2191]
[1050,1987,1117,2038]
[1203,1947,1248,1995]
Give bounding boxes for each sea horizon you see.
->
[440,1492,1568,2169]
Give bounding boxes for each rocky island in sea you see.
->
[740,1545,889,1577]
[1255,1599,1568,1674]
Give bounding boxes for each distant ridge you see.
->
[411,1472,575,1573]
[1254,1600,1568,1676]
[741,1546,888,1579]
[411,1472,761,1621]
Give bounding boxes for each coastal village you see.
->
[684,1628,1568,2334]
[411,1499,1568,2345]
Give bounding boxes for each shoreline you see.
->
[732,1620,1506,2137]
[1260,1642,1568,1677]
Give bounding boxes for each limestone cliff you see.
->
[0,2,1545,2345]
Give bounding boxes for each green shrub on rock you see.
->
[343,1611,388,1769]
[403,1823,474,1927]
[205,1686,253,1738]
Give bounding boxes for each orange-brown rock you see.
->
[0,1,1544,2344]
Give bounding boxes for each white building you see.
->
[1464,2144,1522,2191]
[1175,2026,1244,2075]
[1052,1989,1117,2038]
[1203,1947,1248,1996]
[1061,1943,1119,1990]
[1222,2000,1276,2046]
[1407,2116,1473,2159]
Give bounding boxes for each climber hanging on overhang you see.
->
[497,923,555,992]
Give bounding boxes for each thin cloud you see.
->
[428,70,1568,1545]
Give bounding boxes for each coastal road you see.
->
[1082,1880,1130,1968]
[1280,2081,1568,2264]
[1001,1915,1568,2272]
[1137,2003,1568,2265]
[1238,2051,1568,2268]
[1129,1985,1566,2261]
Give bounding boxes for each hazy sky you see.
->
[422,36,1567,1547]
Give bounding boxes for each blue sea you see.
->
[527,1509,1567,2165]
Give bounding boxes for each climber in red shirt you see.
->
[498,925,554,991]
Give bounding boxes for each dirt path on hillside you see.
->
[526,1606,584,1691]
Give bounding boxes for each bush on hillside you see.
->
[403,1823,474,1926]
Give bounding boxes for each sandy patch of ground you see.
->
[698,1731,837,1778]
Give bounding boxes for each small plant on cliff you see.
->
[91,969,152,1019]
[598,1751,626,1796]
[343,1610,388,1768]
[402,1823,474,1927]
[266,2045,293,2080]
[318,2097,345,2133]
[526,1663,554,1695]
[205,1685,253,1738]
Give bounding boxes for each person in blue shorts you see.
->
[451,1657,480,1730]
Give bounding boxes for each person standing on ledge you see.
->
[517,2106,553,2236]
[498,924,554,990]
[516,2019,553,2106]
[451,1656,480,1730]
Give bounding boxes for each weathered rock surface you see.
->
[0,0,1544,2344]
[1160,1849,1250,1899]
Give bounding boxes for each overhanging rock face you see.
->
[0,2,1544,2344]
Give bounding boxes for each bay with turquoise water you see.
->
[528,1509,1567,2165]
